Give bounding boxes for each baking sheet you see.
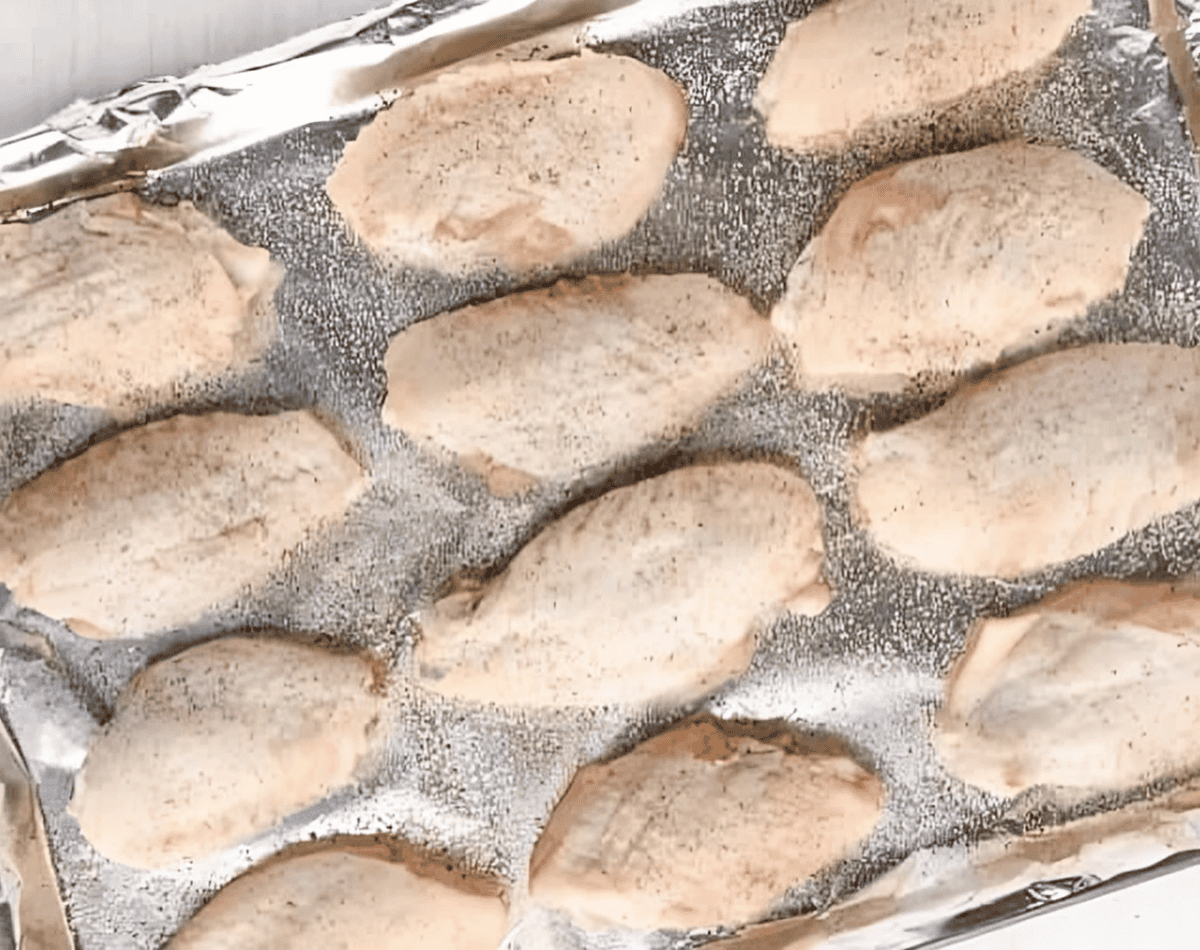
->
[3,0,1200,947]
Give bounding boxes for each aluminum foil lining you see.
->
[3,0,1200,948]
[0,0,654,220]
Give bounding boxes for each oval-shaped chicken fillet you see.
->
[384,275,772,493]
[754,0,1091,152]
[325,52,687,274]
[938,578,1200,796]
[772,143,1149,394]
[415,462,829,708]
[0,193,281,415]
[166,848,506,950]
[0,411,367,639]
[529,717,884,931]
[855,344,1200,578]
[69,637,386,869]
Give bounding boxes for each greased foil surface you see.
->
[4,0,1200,948]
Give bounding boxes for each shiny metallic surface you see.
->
[2,0,1200,948]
